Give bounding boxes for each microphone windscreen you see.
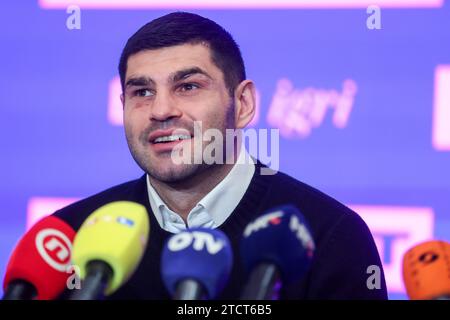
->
[71,201,150,295]
[402,240,450,299]
[161,228,233,299]
[240,205,315,283]
[3,215,76,299]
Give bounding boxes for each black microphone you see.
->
[240,205,315,300]
[3,280,37,300]
[69,260,113,300]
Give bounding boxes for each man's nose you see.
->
[149,90,182,122]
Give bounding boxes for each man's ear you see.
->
[234,80,256,129]
[120,93,125,109]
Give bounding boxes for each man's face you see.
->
[122,43,235,183]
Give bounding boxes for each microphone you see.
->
[161,228,233,300]
[69,201,150,300]
[240,205,315,300]
[2,215,76,300]
[402,240,450,300]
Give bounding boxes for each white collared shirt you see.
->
[146,147,255,233]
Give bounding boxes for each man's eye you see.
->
[179,83,199,92]
[134,89,153,97]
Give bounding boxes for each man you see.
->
[54,12,387,299]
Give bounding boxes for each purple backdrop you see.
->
[1,1,449,299]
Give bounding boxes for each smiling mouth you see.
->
[152,134,192,144]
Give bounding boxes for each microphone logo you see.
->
[243,211,283,237]
[167,231,225,255]
[418,251,439,265]
[35,228,73,272]
[290,215,315,254]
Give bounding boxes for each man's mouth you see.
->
[147,129,194,150]
[153,134,191,144]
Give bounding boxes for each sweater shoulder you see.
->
[264,169,355,218]
[52,177,145,231]
[260,169,368,244]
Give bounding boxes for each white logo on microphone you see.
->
[35,229,72,272]
[243,211,284,237]
[168,231,224,255]
[290,215,315,252]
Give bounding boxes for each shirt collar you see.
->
[146,147,255,230]
[196,147,255,226]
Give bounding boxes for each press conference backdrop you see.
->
[1,1,449,300]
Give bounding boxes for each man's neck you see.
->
[148,157,238,222]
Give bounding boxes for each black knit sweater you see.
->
[54,162,388,300]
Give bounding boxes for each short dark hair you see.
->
[118,12,246,96]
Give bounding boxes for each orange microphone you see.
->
[402,240,450,300]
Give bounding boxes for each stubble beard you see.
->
[125,102,236,185]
